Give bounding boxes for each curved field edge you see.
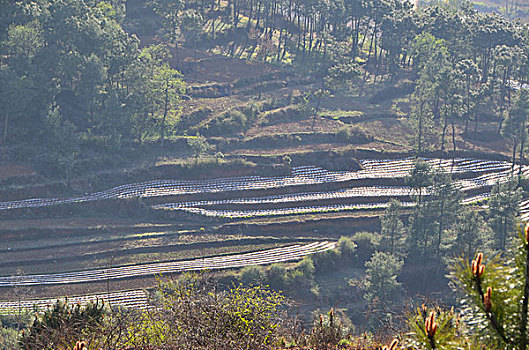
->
[0,241,336,287]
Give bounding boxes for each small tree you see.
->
[406,159,434,205]
[149,0,183,56]
[239,266,266,285]
[501,92,529,178]
[380,199,407,258]
[152,63,185,146]
[406,159,435,258]
[187,134,210,165]
[445,207,494,258]
[363,251,404,307]
[40,104,80,180]
[429,170,462,257]
[409,81,436,153]
[487,178,523,250]
[180,10,203,81]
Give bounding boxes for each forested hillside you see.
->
[1,0,529,349]
[1,0,529,178]
[469,0,528,20]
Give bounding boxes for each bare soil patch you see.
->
[0,164,35,180]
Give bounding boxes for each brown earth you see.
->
[0,164,35,180]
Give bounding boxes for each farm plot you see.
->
[0,158,523,209]
[173,192,498,219]
[0,241,335,287]
[0,157,525,312]
[153,186,415,209]
[154,159,526,219]
[0,157,524,218]
[0,290,149,315]
[175,202,415,218]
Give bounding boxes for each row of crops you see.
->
[0,241,335,287]
[521,199,529,221]
[0,158,524,211]
[157,193,495,219]
[152,159,527,219]
[0,290,149,315]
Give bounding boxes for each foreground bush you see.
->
[137,274,287,349]
[403,224,529,349]
[16,274,288,349]
[449,224,529,349]
[20,299,106,349]
[10,271,409,349]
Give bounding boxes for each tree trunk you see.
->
[451,119,457,152]
[312,93,322,131]
[360,24,369,49]
[276,28,283,61]
[474,112,479,135]
[3,112,8,146]
[423,224,428,257]
[502,216,507,251]
[364,23,377,80]
[160,81,169,147]
[512,137,517,174]
[417,102,424,153]
[497,110,505,135]
[248,0,254,28]
[193,35,198,80]
[441,106,448,151]
[519,132,525,182]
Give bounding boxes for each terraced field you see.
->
[0,290,150,315]
[0,241,335,287]
[1,156,526,313]
[0,157,524,215]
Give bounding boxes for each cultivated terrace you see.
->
[1,0,529,349]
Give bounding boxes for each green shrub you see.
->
[296,256,315,278]
[153,273,286,349]
[294,237,360,277]
[179,106,213,132]
[336,126,370,143]
[241,103,260,125]
[0,327,19,350]
[187,134,211,165]
[337,236,357,262]
[325,62,361,92]
[267,264,288,290]
[240,265,266,285]
[363,251,404,306]
[20,299,107,349]
[260,105,305,126]
[352,232,380,262]
[311,249,340,275]
[286,257,316,291]
[368,81,415,104]
[287,268,313,291]
[203,110,247,136]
